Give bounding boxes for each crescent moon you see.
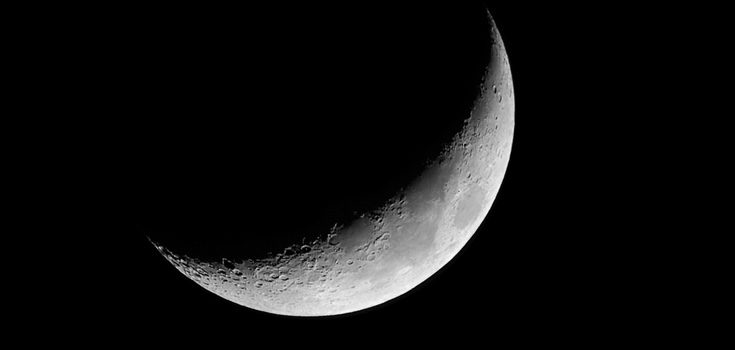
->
[149,9,514,316]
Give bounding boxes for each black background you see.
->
[25,0,686,345]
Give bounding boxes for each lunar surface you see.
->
[145,6,514,316]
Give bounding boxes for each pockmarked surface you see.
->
[151,11,514,316]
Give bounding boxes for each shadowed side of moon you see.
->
[141,3,514,316]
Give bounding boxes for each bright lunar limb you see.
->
[149,9,514,316]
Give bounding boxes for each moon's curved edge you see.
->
[149,10,514,317]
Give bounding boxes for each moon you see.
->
[144,6,514,316]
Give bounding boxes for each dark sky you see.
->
[45,0,660,344]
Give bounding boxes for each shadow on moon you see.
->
[121,1,514,316]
